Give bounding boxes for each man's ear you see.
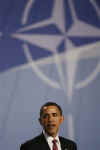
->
[38,118,42,126]
[61,115,64,123]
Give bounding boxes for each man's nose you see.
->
[48,115,53,121]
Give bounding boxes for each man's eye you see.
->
[53,113,57,117]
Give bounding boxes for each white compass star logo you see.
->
[11,0,100,100]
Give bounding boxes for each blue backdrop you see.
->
[0,0,100,149]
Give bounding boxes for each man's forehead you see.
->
[42,105,59,112]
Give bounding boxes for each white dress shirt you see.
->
[43,131,62,150]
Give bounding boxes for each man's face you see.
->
[39,105,64,138]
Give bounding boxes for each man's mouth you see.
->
[47,124,56,128]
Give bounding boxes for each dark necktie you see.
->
[52,139,58,150]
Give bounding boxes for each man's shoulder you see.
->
[59,136,77,147]
[20,134,44,149]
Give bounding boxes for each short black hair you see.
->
[40,102,63,117]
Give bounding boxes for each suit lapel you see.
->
[59,137,68,150]
[39,133,51,150]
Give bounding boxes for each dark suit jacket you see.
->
[20,133,77,150]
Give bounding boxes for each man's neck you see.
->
[43,130,59,139]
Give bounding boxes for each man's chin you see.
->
[46,130,57,137]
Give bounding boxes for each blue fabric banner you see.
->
[0,0,100,149]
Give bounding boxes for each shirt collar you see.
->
[43,130,60,144]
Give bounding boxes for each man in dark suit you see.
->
[20,102,77,150]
